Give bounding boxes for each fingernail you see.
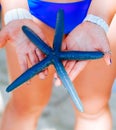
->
[110,58,112,64]
[104,55,112,65]
[54,79,61,87]
[54,73,57,78]
[39,73,45,80]
[26,80,31,85]
[44,70,48,76]
[107,58,112,65]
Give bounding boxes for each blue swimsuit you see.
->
[27,0,92,34]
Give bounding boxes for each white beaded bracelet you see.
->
[83,14,109,33]
[4,8,33,25]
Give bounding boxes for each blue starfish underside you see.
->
[6,9,104,112]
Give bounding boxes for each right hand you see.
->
[0,19,48,79]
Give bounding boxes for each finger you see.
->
[103,50,112,65]
[54,76,62,87]
[18,54,28,73]
[0,27,9,48]
[69,61,88,81]
[28,50,47,79]
[64,60,76,75]
[28,50,38,66]
[35,48,48,79]
[38,71,48,80]
[63,60,67,67]
[100,38,111,65]
[18,54,32,85]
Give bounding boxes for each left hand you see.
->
[54,21,111,86]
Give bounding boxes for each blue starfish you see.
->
[6,9,104,112]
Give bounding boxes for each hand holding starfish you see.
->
[0,19,48,79]
[54,14,111,86]
[4,9,105,112]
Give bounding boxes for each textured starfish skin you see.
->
[6,9,104,112]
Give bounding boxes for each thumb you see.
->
[0,27,9,48]
[104,50,112,65]
[100,39,111,65]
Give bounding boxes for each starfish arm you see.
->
[53,58,84,112]
[53,9,64,52]
[59,51,104,60]
[22,26,52,55]
[6,56,52,92]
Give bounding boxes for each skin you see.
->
[0,0,116,130]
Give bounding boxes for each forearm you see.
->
[88,0,116,25]
[1,0,29,13]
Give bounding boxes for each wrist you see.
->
[83,14,109,33]
[4,8,33,25]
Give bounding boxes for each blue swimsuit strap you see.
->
[28,0,92,34]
